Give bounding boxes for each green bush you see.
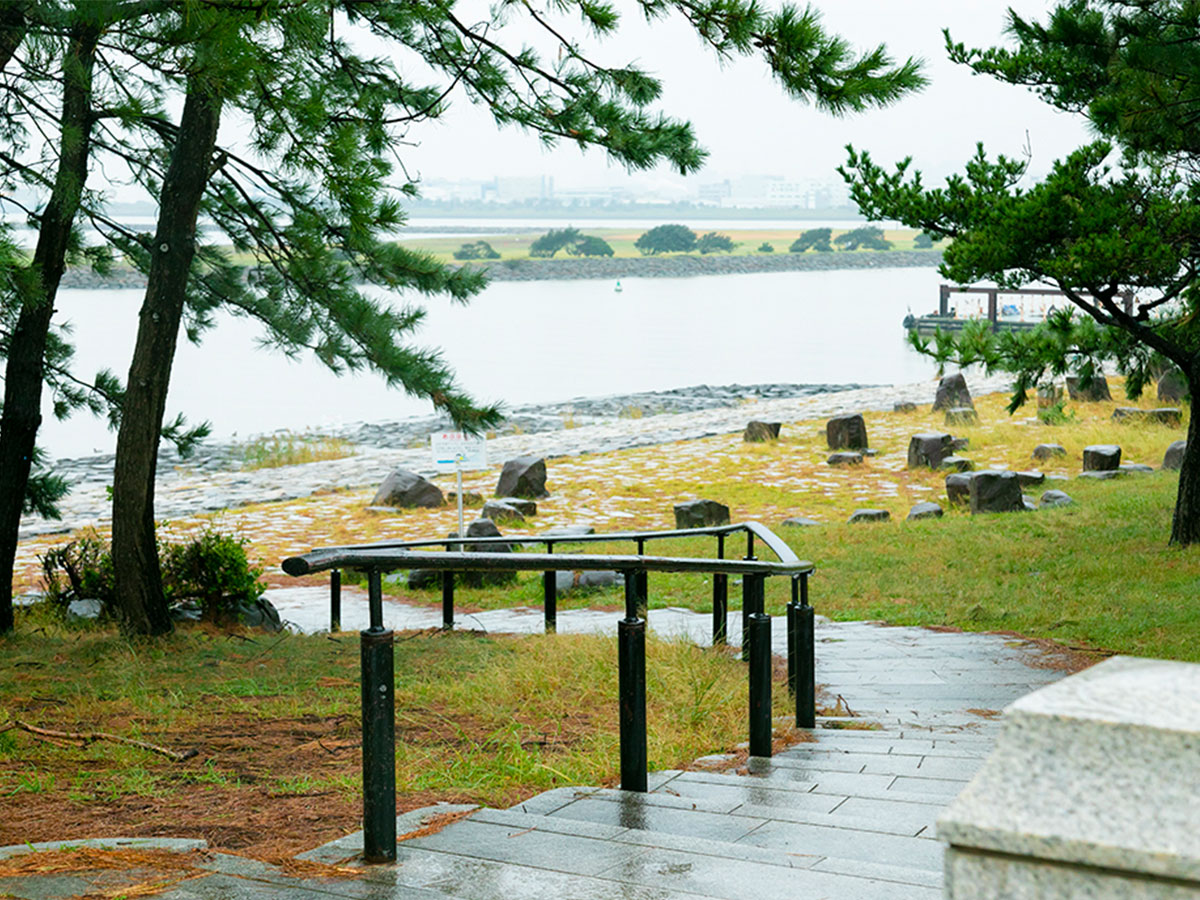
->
[834,225,891,251]
[634,224,697,255]
[453,240,501,260]
[788,227,832,253]
[914,232,934,249]
[40,528,265,623]
[758,242,774,253]
[696,231,736,253]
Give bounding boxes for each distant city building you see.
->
[482,175,555,203]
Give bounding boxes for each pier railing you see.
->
[282,522,816,864]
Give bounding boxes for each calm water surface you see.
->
[40,266,942,459]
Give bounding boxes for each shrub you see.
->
[696,231,736,254]
[834,225,891,251]
[634,224,697,255]
[788,227,832,253]
[453,240,501,260]
[40,528,265,624]
[914,232,934,249]
[758,242,774,253]
[529,227,582,258]
[565,234,615,257]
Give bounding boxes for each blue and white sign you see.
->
[430,431,488,471]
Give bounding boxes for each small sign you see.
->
[430,431,488,471]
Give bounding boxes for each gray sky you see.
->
[396,1,1092,191]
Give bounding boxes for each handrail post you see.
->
[787,576,798,696]
[712,534,727,645]
[361,568,396,863]
[618,569,648,792]
[441,571,454,630]
[635,539,647,615]
[543,542,556,634]
[330,569,341,633]
[796,572,816,729]
[741,569,762,661]
[748,609,772,758]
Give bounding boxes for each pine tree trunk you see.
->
[1169,365,1200,546]
[110,81,222,636]
[0,22,98,634]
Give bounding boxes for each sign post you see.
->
[430,432,488,545]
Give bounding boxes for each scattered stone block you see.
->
[933,372,974,411]
[893,401,917,413]
[1066,374,1112,402]
[781,516,822,527]
[907,502,943,521]
[542,525,596,538]
[951,437,970,452]
[1158,369,1188,402]
[446,490,482,506]
[1032,443,1066,461]
[1149,407,1183,427]
[674,499,730,529]
[945,407,979,426]
[554,570,618,593]
[371,468,444,508]
[969,471,1025,514]
[1039,490,1074,508]
[1082,444,1122,471]
[826,413,868,450]
[1078,470,1120,480]
[1016,471,1045,487]
[66,598,103,620]
[482,499,528,523]
[236,596,284,632]
[1119,463,1154,474]
[496,497,537,515]
[1163,440,1187,471]
[848,509,890,524]
[946,472,974,506]
[827,451,863,466]
[1036,383,1062,409]
[495,456,549,499]
[743,420,782,442]
[939,455,974,472]
[457,519,517,586]
[1111,407,1147,423]
[1022,497,1038,511]
[908,432,954,468]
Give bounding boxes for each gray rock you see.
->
[674,499,730,529]
[554,570,619,593]
[939,455,974,472]
[481,499,527,523]
[951,437,970,452]
[66,598,103,620]
[1163,440,1187,471]
[908,432,954,468]
[446,490,483,507]
[1149,407,1183,427]
[1022,497,1038,511]
[848,508,891,524]
[969,471,1025,514]
[1036,383,1062,408]
[494,497,537,515]
[1016,471,1045,487]
[1032,443,1066,461]
[945,407,979,426]
[170,600,202,623]
[1083,444,1122,471]
[893,401,917,413]
[371,468,444,508]
[826,413,868,450]
[1039,489,1074,508]
[237,596,283,632]
[946,472,974,506]
[495,456,550,499]
[459,519,517,586]
[1157,369,1188,402]
[781,516,822,527]
[542,525,596,538]
[406,569,440,590]
[827,451,864,466]
[933,372,974,411]
[1111,407,1147,423]
[743,420,782,442]
[1119,463,1154,474]
[1078,470,1120,480]
[1066,374,1112,402]
[907,501,944,521]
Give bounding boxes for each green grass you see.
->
[235,431,356,470]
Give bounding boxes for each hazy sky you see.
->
[395,1,1093,191]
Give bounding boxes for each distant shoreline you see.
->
[59,249,942,289]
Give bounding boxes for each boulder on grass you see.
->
[457,519,517,586]
[1016,471,1045,487]
[446,490,483,507]
[495,456,549,499]
[1119,463,1154,474]
[1083,444,1122,471]
[933,372,974,411]
[1039,490,1074,509]
[1158,370,1188,402]
[1163,440,1187,471]
[946,472,974,506]
[907,502,944,521]
[1032,443,1066,461]
[674,499,730,529]
[1149,408,1183,427]
[482,499,532,523]
[781,516,822,527]
[939,455,974,472]
[848,509,890,524]
[1078,470,1120,481]
[827,451,863,466]
[908,432,954,468]
[744,421,782,442]
[827,413,868,450]
[554,570,619,594]
[944,407,979,426]
[1112,407,1147,423]
[894,401,917,413]
[969,471,1025,514]
[542,524,596,538]
[1066,375,1112,402]
[371,468,444,508]
[951,437,970,452]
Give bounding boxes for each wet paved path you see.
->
[2,589,1067,900]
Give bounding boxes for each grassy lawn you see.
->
[0,617,804,857]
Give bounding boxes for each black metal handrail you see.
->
[282,522,817,864]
